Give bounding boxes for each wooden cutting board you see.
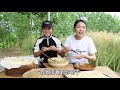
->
[94,66,120,78]
[40,63,74,78]
[22,68,65,78]
[22,63,74,78]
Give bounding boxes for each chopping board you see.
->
[22,68,64,78]
[94,66,120,78]
[22,63,75,78]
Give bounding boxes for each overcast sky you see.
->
[105,12,120,18]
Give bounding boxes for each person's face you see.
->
[74,21,86,37]
[42,27,52,37]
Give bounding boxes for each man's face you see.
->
[42,27,52,37]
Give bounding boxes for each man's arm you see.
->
[34,50,43,57]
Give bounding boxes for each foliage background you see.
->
[0,12,120,72]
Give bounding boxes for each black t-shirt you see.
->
[33,35,62,63]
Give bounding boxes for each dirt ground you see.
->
[0,48,22,58]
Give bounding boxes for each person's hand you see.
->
[62,46,70,53]
[73,54,86,59]
[48,45,58,51]
[41,47,49,52]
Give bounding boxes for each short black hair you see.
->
[74,19,87,28]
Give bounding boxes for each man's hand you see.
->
[41,47,49,52]
[48,45,58,51]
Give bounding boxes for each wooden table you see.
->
[42,63,120,78]
[0,63,120,78]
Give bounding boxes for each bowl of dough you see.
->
[48,57,69,68]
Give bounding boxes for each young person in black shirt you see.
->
[33,20,64,67]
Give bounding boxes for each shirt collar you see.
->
[43,34,52,39]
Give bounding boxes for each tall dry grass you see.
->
[87,31,120,73]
